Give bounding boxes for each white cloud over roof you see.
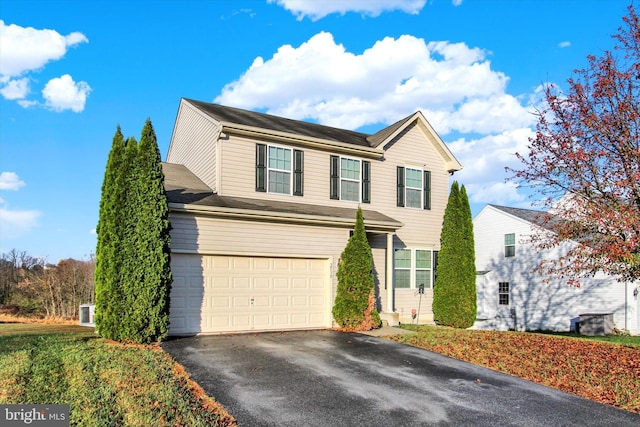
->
[0,20,89,112]
[215,31,538,208]
[269,0,427,20]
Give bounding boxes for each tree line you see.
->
[0,249,95,319]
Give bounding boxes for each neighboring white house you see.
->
[473,204,639,335]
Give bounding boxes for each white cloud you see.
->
[89,228,96,235]
[269,0,426,21]
[0,77,29,99]
[216,33,522,132]
[0,20,88,78]
[0,172,26,190]
[558,41,571,48]
[42,74,91,112]
[0,172,40,238]
[215,31,541,208]
[0,208,41,239]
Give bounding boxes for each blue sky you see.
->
[0,0,632,262]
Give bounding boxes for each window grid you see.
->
[340,157,361,202]
[268,145,292,194]
[394,248,433,289]
[498,282,510,305]
[504,233,515,257]
[405,168,423,209]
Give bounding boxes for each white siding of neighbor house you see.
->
[473,205,639,334]
[167,101,220,192]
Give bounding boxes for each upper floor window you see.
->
[330,156,370,203]
[498,282,510,305]
[504,233,515,257]
[256,144,303,196]
[397,166,431,210]
[394,248,434,289]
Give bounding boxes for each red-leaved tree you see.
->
[510,4,640,284]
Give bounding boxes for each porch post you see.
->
[386,232,394,313]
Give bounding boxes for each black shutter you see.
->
[396,166,405,207]
[423,170,431,210]
[293,149,304,196]
[362,161,371,203]
[256,144,266,192]
[330,155,339,200]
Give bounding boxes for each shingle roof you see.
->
[162,163,402,230]
[488,204,559,232]
[184,98,372,148]
[366,113,416,148]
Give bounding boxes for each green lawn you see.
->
[0,323,235,426]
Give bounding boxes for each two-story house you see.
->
[163,98,462,335]
[473,204,639,334]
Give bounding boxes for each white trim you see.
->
[339,156,362,203]
[266,144,293,196]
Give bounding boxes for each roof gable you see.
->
[180,98,462,170]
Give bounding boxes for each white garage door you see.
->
[170,254,330,334]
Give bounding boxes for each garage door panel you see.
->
[170,254,329,335]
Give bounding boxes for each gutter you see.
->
[168,202,403,232]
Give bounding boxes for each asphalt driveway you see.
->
[162,330,639,426]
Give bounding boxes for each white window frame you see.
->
[339,156,361,202]
[394,248,433,289]
[405,167,423,209]
[267,144,292,195]
[504,233,515,258]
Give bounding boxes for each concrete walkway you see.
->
[357,324,415,336]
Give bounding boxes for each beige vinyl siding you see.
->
[395,289,434,324]
[375,123,449,247]
[167,100,220,192]
[369,235,388,311]
[169,212,349,295]
[218,122,449,248]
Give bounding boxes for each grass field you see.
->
[393,325,640,413]
[0,323,236,426]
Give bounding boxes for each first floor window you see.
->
[504,233,515,257]
[498,282,510,305]
[394,248,433,289]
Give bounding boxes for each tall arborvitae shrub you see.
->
[332,207,380,331]
[458,185,476,325]
[121,120,172,343]
[95,127,126,340]
[433,182,476,328]
[96,120,172,344]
